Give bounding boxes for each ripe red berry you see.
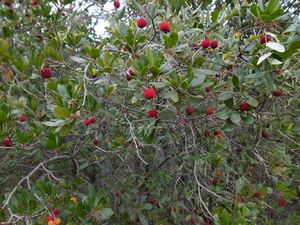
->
[254,192,261,198]
[18,115,27,122]
[204,130,211,137]
[3,137,12,147]
[190,217,197,224]
[214,130,220,136]
[115,191,121,198]
[159,21,171,33]
[186,107,194,115]
[296,180,300,186]
[84,119,91,126]
[47,216,55,222]
[90,117,96,123]
[31,0,38,5]
[113,1,120,8]
[272,91,283,97]
[147,109,158,118]
[261,130,268,138]
[201,39,211,49]
[52,208,60,215]
[260,36,271,44]
[239,102,250,112]
[93,138,100,146]
[278,199,287,207]
[40,67,53,79]
[206,107,214,116]
[143,88,156,99]
[212,178,219,186]
[137,17,147,28]
[210,40,218,49]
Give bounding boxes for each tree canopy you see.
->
[0,0,300,224]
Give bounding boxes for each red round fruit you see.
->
[186,107,194,115]
[214,130,220,136]
[260,36,271,44]
[90,117,96,123]
[113,1,120,8]
[272,91,283,97]
[93,138,100,146]
[84,119,92,126]
[159,21,171,33]
[18,115,27,122]
[201,39,211,49]
[254,192,261,198]
[296,180,300,186]
[47,216,55,222]
[147,109,158,118]
[206,107,214,116]
[210,40,218,49]
[143,88,156,99]
[3,137,12,147]
[52,208,60,216]
[261,130,268,138]
[190,217,197,224]
[212,178,219,186]
[137,17,147,28]
[278,199,287,207]
[204,130,211,137]
[40,67,53,79]
[115,191,121,198]
[31,0,38,5]
[239,102,250,112]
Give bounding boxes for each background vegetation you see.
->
[0,0,299,224]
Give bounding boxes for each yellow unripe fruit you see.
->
[54,218,62,225]
[71,197,78,203]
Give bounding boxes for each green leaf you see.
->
[247,96,259,107]
[54,106,71,119]
[211,9,219,23]
[266,42,285,52]
[70,56,88,64]
[216,111,230,120]
[170,91,180,103]
[100,208,114,220]
[257,52,272,65]
[190,74,206,87]
[265,0,280,15]
[219,91,236,101]
[164,32,178,49]
[232,75,239,90]
[42,119,65,127]
[230,113,241,124]
[138,214,149,225]
[250,4,260,17]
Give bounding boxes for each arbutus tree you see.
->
[0,0,299,224]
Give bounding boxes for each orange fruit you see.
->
[71,197,78,203]
[54,218,61,225]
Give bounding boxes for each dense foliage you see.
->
[0,0,299,224]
